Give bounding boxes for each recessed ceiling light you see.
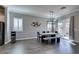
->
[60,6,66,10]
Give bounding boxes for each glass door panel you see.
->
[58,18,70,40]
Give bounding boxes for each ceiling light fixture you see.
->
[49,11,55,22]
[49,11,56,32]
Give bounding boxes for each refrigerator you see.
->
[0,22,5,46]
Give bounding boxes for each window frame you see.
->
[13,17,23,32]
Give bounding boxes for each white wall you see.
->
[9,12,48,40]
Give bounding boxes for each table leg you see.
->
[57,37,60,43]
[51,39,55,44]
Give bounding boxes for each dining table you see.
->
[40,32,60,44]
[41,32,56,36]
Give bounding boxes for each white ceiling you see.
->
[5,5,79,18]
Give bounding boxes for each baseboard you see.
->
[5,40,11,44]
[5,37,37,44]
[16,37,37,40]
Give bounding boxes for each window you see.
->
[58,22,63,35]
[13,17,23,31]
[47,22,52,31]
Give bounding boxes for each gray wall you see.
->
[9,12,48,40]
[74,14,79,42]
[57,10,79,42]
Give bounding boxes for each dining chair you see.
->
[47,31,49,33]
[41,35,48,44]
[37,32,41,41]
[50,34,56,44]
[42,31,45,33]
[55,31,58,33]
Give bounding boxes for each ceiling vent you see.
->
[60,6,66,10]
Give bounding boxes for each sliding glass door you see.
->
[58,18,70,40]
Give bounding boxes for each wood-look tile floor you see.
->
[0,39,79,54]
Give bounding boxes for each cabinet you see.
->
[11,31,16,43]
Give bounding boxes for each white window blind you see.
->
[13,17,23,31]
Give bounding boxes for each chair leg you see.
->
[37,37,39,40]
[51,39,55,44]
[44,40,48,44]
[41,39,44,42]
[57,38,60,43]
